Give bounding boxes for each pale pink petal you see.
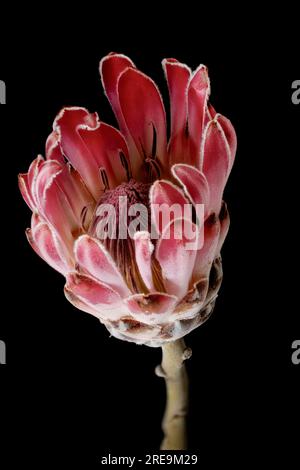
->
[99,53,141,176]
[45,131,65,163]
[162,59,191,138]
[200,116,231,214]
[192,214,220,282]
[125,292,178,323]
[77,121,131,188]
[150,179,191,235]
[35,159,94,228]
[28,155,44,199]
[27,222,71,275]
[133,231,155,292]
[53,107,102,198]
[217,114,237,171]
[217,201,230,253]
[99,53,135,130]
[18,173,35,210]
[74,234,131,297]
[207,103,217,120]
[35,161,83,250]
[162,58,191,165]
[31,212,43,230]
[171,163,210,216]
[155,218,199,300]
[118,67,167,173]
[64,286,106,319]
[56,164,95,229]
[34,159,62,207]
[187,65,210,166]
[65,272,126,320]
[18,156,44,211]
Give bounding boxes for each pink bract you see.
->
[19,53,236,347]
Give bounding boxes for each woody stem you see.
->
[157,338,191,450]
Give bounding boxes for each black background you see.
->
[0,10,299,468]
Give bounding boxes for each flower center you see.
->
[90,179,154,292]
[97,178,151,217]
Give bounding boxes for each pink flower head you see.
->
[19,53,236,347]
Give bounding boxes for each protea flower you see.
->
[19,53,236,449]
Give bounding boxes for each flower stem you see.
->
[157,339,192,450]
